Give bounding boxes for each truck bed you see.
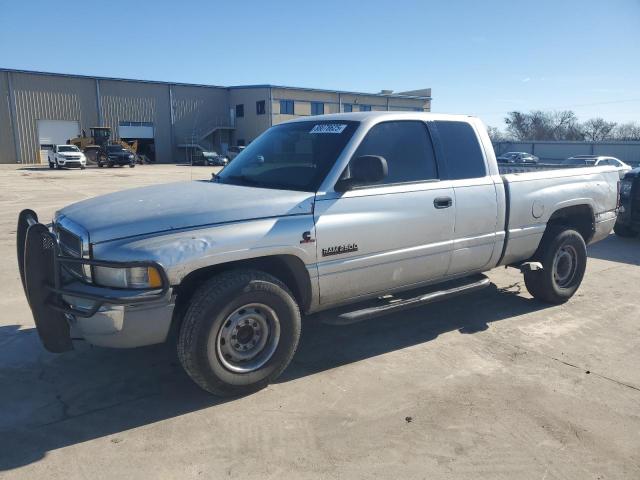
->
[498,165,620,266]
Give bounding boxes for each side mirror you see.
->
[336,155,388,191]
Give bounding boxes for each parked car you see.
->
[98,144,136,168]
[497,151,539,164]
[17,112,619,396]
[192,151,228,167]
[227,146,245,160]
[563,156,632,179]
[48,145,86,169]
[614,167,640,237]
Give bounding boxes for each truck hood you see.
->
[57,181,315,244]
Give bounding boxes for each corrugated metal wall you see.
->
[495,141,640,166]
[99,80,172,163]
[0,72,17,163]
[172,85,229,145]
[7,72,98,164]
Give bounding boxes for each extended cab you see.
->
[18,112,620,396]
[48,144,87,169]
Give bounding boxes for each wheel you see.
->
[524,228,587,304]
[80,165,86,170]
[48,162,54,169]
[55,161,62,169]
[97,161,103,168]
[107,162,114,168]
[129,164,135,168]
[177,270,301,396]
[614,222,637,238]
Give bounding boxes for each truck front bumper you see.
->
[17,209,174,352]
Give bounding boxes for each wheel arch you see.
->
[544,203,595,244]
[171,254,313,335]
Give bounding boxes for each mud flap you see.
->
[24,224,73,353]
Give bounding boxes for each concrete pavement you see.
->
[0,164,638,479]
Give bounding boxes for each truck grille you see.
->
[55,225,85,279]
[57,227,81,256]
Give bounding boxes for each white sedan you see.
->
[563,155,632,179]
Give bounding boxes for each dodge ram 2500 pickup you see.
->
[17,112,620,396]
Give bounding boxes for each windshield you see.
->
[217,120,359,191]
[58,146,79,152]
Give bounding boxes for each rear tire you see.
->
[524,228,587,304]
[614,222,637,238]
[177,270,301,396]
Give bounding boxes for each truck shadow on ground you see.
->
[0,283,548,471]
[587,233,640,266]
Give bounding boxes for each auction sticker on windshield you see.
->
[310,124,348,134]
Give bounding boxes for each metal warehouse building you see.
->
[0,69,431,164]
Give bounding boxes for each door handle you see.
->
[433,196,453,209]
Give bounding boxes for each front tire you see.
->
[524,228,587,304]
[614,222,637,238]
[177,270,301,396]
[48,162,54,169]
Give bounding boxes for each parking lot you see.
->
[0,163,639,479]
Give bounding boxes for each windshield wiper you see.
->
[222,174,267,187]
[220,175,300,191]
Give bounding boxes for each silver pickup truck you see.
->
[17,112,620,396]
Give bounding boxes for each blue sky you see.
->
[1,0,639,128]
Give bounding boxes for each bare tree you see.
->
[612,122,640,140]
[487,126,508,143]
[505,110,582,141]
[504,111,532,140]
[581,118,617,141]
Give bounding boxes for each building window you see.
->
[343,103,353,113]
[256,100,266,115]
[280,99,295,115]
[237,139,245,146]
[236,104,244,118]
[311,102,324,115]
[359,105,371,112]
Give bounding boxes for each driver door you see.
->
[314,120,455,306]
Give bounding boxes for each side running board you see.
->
[316,274,491,325]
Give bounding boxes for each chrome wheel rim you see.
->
[553,244,578,288]
[212,303,280,373]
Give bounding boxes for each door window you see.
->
[351,121,438,185]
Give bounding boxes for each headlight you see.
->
[128,154,134,159]
[620,180,632,197]
[93,266,162,289]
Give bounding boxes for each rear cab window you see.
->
[432,121,487,180]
